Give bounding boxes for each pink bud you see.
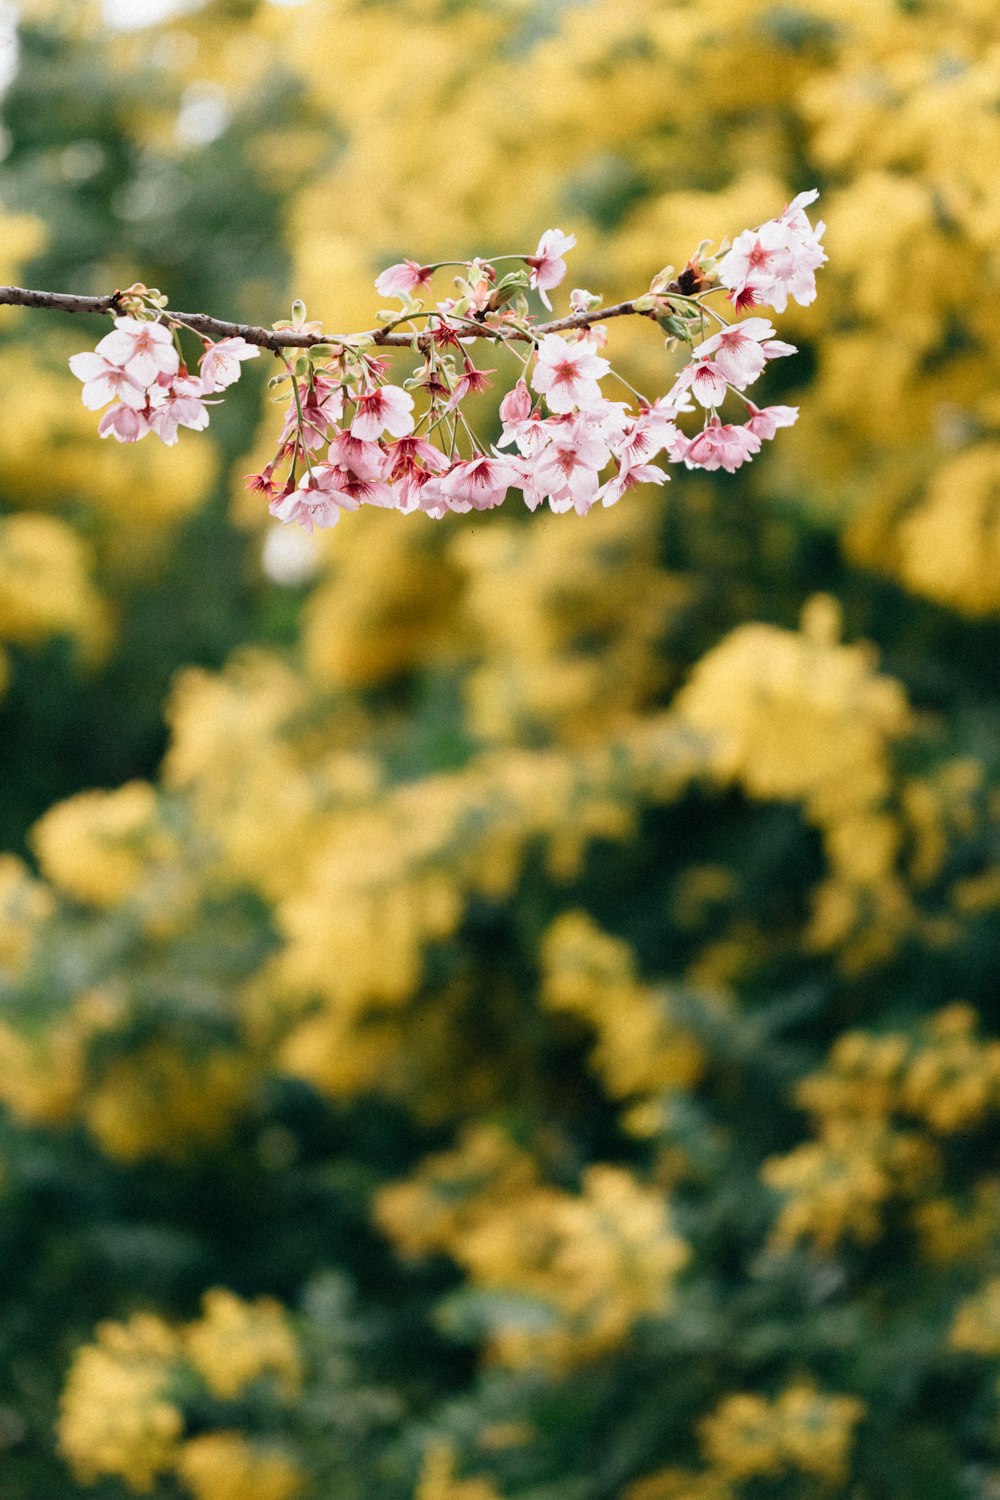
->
[499,378,532,426]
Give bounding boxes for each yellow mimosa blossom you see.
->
[186,1289,302,1401]
[177,1432,304,1500]
[30,781,172,909]
[84,1043,253,1163]
[698,1383,865,1488]
[951,1279,1000,1356]
[58,1313,183,1492]
[416,1443,504,1500]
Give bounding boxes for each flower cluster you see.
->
[69,308,259,444]
[376,1126,688,1371]
[697,1383,865,1489]
[69,198,824,527]
[717,188,828,313]
[58,1293,304,1497]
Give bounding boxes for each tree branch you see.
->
[0,285,654,352]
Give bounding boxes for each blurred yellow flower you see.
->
[178,1432,304,1500]
[186,1289,302,1401]
[59,1313,183,1493]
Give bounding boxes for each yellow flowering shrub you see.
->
[415,1444,505,1500]
[0,1013,86,1127]
[83,1041,254,1164]
[675,598,926,973]
[763,1120,937,1253]
[260,714,703,1100]
[541,911,705,1101]
[186,1288,302,1401]
[914,1182,1000,1265]
[895,445,1000,616]
[0,853,53,976]
[0,205,45,284]
[951,1280,1000,1358]
[29,781,174,910]
[454,501,687,745]
[697,1383,866,1488]
[901,1003,1000,1132]
[0,512,108,667]
[302,512,462,692]
[5,0,1000,1495]
[378,1129,687,1371]
[58,1292,305,1496]
[59,1313,184,1492]
[162,649,355,898]
[625,1471,734,1500]
[177,1433,304,1500]
[765,1006,1000,1251]
[675,597,910,822]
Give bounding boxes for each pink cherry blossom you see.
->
[499,378,531,429]
[681,359,729,408]
[718,190,826,313]
[246,467,279,501]
[351,384,415,441]
[717,227,794,312]
[525,228,576,310]
[96,316,179,386]
[780,190,828,285]
[531,333,610,415]
[498,379,551,458]
[744,402,799,441]
[446,358,494,412]
[69,351,147,411]
[322,434,396,508]
[432,300,480,342]
[393,468,442,515]
[148,375,211,446]
[331,469,395,509]
[615,401,681,467]
[303,380,345,450]
[655,385,697,422]
[384,444,448,514]
[374,259,434,299]
[683,418,762,473]
[534,417,611,513]
[691,318,781,388]
[270,466,362,532]
[666,429,692,465]
[581,399,631,448]
[383,435,449,480]
[63,192,825,531]
[413,476,452,519]
[506,457,547,513]
[317,430,395,509]
[280,376,345,452]
[98,403,150,443]
[439,456,516,512]
[598,461,667,508]
[199,336,260,393]
[327,429,387,481]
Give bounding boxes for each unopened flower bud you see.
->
[570,288,602,313]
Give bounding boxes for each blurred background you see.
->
[0,0,999,1496]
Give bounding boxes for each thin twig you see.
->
[0,285,659,352]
